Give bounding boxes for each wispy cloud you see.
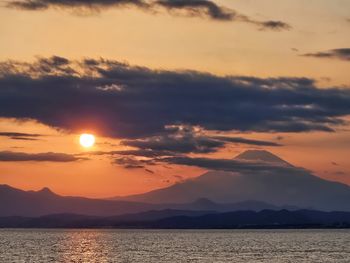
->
[0,132,43,141]
[7,0,148,11]
[0,151,87,162]
[303,48,350,61]
[160,156,305,174]
[120,125,282,155]
[6,0,291,31]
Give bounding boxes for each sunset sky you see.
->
[0,0,350,198]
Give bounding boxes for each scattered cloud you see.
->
[257,20,291,31]
[155,0,235,21]
[7,0,147,11]
[120,127,281,155]
[0,151,87,162]
[161,156,304,174]
[0,132,43,141]
[91,149,175,158]
[303,48,350,61]
[212,136,282,147]
[113,156,155,169]
[107,149,303,174]
[6,0,291,31]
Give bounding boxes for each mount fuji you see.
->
[119,150,350,211]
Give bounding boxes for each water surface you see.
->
[0,229,349,262]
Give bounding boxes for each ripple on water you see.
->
[0,229,349,263]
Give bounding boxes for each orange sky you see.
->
[0,117,349,198]
[0,0,350,198]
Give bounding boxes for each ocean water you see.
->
[0,229,349,262]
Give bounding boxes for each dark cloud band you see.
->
[0,56,350,139]
[0,151,86,162]
[0,132,43,141]
[161,156,305,174]
[6,0,290,31]
[7,0,147,10]
[120,127,282,155]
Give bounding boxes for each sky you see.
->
[0,0,350,198]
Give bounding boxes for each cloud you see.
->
[257,20,291,31]
[303,48,350,61]
[121,126,224,154]
[120,125,281,155]
[0,151,87,162]
[108,149,300,173]
[0,132,43,141]
[161,156,304,174]
[113,156,155,169]
[212,136,282,147]
[155,0,235,21]
[6,0,291,31]
[7,0,147,11]
[1,56,350,140]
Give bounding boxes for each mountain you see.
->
[0,184,158,217]
[2,150,350,216]
[140,210,350,229]
[0,184,289,217]
[235,150,291,166]
[0,209,214,228]
[1,210,350,229]
[167,198,298,212]
[118,150,350,211]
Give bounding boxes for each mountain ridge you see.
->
[1,209,350,229]
[234,150,292,166]
[1,150,350,215]
[115,150,350,211]
[0,183,298,217]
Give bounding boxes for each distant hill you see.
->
[0,184,157,217]
[144,210,350,229]
[117,150,350,211]
[0,184,295,217]
[2,150,350,217]
[0,209,215,228]
[1,210,350,229]
[166,198,298,212]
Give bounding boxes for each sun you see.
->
[79,133,95,148]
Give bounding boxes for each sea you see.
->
[0,229,349,262]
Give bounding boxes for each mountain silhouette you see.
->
[2,150,350,216]
[235,150,292,166]
[167,198,298,212]
[0,184,291,217]
[138,209,350,229]
[118,150,350,211]
[0,184,157,217]
[1,210,350,229]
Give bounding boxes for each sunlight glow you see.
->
[79,133,95,148]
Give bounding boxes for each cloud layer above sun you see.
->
[1,56,349,140]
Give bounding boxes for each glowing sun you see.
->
[79,133,95,148]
